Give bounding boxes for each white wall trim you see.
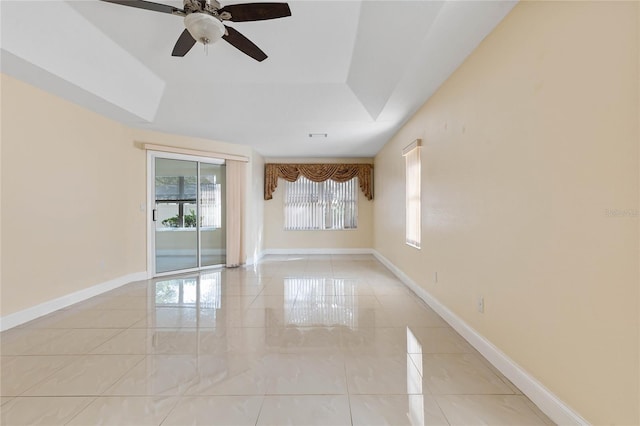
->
[371,250,590,426]
[147,150,155,278]
[0,271,148,331]
[262,248,375,256]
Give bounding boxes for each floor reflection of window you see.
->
[407,327,425,425]
[155,278,198,306]
[285,278,358,328]
[199,272,222,309]
[154,271,222,309]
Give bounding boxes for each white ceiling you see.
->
[1,0,516,157]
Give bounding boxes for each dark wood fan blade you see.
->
[172,29,197,57]
[223,26,267,61]
[218,3,291,22]
[99,0,183,15]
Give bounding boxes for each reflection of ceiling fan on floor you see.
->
[100,0,291,61]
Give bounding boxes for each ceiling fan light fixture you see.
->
[184,13,225,45]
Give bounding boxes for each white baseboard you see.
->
[371,250,589,426]
[0,271,148,331]
[262,248,375,256]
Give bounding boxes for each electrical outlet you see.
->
[477,296,484,313]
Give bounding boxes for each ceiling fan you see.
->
[99,0,291,61]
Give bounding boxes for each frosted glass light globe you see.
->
[184,13,225,45]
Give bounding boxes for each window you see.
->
[155,173,222,230]
[403,140,421,248]
[284,176,358,230]
[200,181,222,228]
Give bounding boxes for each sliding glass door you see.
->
[153,156,225,275]
[199,162,225,268]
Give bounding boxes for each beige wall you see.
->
[1,74,265,318]
[263,157,374,251]
[0,73,4,308]
[1,74,146,316]
[1,73,4,306]
[374,2,639,424]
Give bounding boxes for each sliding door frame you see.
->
[147,150,226,278]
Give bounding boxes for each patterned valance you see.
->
[264,163,374,200]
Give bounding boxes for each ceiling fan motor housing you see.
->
[183,0,221,15]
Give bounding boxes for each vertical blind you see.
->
[284,176,358,230]
[403,140,421,248]
[200,183,222,228]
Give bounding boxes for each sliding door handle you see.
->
[152,209,157,222]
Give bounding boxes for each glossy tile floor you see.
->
[1,255,554,425]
